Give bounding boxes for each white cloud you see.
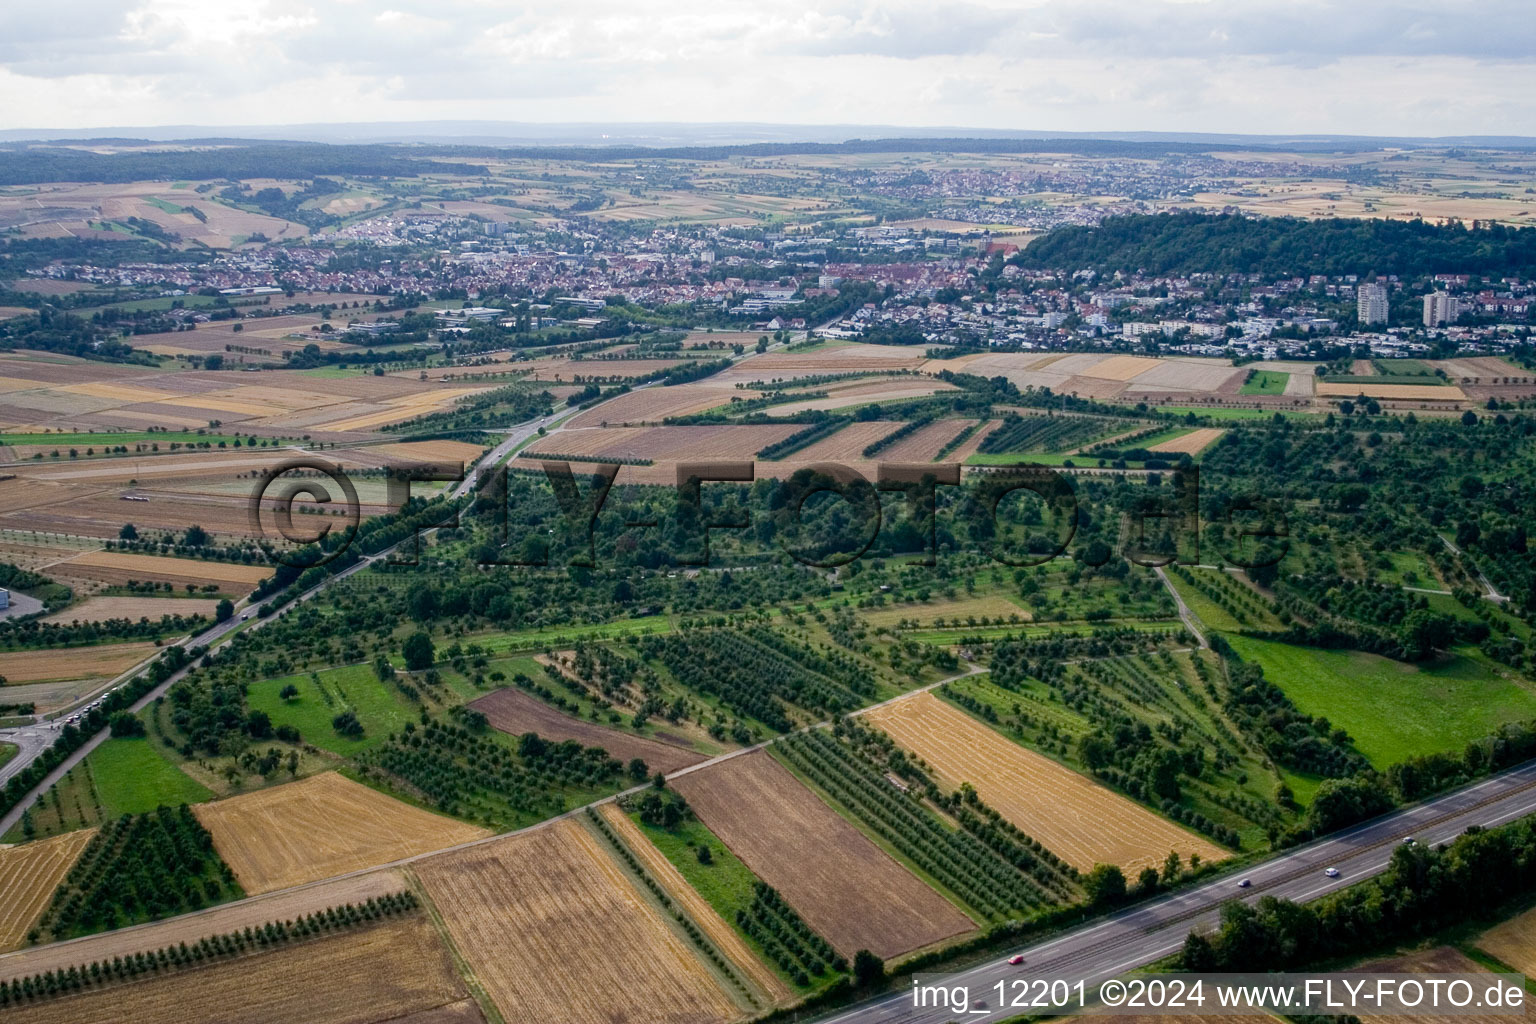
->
[0,0,1532,135]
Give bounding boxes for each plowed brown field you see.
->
[414,817,742,1024]
[864,692,1226,874]
[193,773,489,894]
[0,829,96,950]
[670,750,974,960]
[469,688,705,775]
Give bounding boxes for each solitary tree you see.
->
[1083,863,1127,907]
[402,631,434,671]
[852,949,884,988]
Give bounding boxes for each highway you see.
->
[819,758,1536,1023]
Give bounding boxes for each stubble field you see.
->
[1148,427,1227,455]
[0,641,157,684]
[2,913,472,1024]
[193,772,490,894]
[52,550,271,594]
[0,829,97,950]
[0,869,409,984]
[414,817,743,1024]
[864,692,1227,874]
[1469,904,1536,975]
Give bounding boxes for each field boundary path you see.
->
[1441,534,1509,603]
[1155,565,1208,648]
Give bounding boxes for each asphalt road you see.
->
[820,758,1536,1023]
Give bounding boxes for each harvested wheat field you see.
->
[1316,382,1467,401]
[565,383,747,428]
[42,596,220,624]
[0,869,407,984]
[879,419,979,462]
[767,379,955,417]
[1088,355,1164,382]
[598,804,792,1007]
[0,829,96,950]
[193,772,490,894]
[864,692,1226,874]
[0,641,156,683]
[1472,904,1536,974]
[53,550,271,592]
[470,687,705,775]
[1149,428,1226,455]
[670,750,974,960]
[787,420,908,463]
[1352,946,1501,1024]
[526,424,799,462]
[3,913,471,1024]
[370,439,488,465]
[414,816,742,1024]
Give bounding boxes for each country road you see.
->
[818,758,1536,1023]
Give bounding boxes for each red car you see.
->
[1007,955,1025,965]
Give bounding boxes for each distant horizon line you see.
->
[3,120,1536,149]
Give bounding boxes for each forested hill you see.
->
[0,145,488,186]
[1017,212,1536,278]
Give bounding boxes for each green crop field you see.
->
[298,365,371,378]
[472,613,674,653]
[631,811,826,991]
[1225,636,1536,767]
[248,664,419,757]
[144,196,186,215]
[1240,370,1292,395]
[1372,358,1437,377]
[87,737,213,815]
[1151,406,1318,421]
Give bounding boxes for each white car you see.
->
[1324,867,1341,878]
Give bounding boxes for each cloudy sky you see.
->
[1,0,1531,137]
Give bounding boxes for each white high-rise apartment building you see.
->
[1357,282,1389,324]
